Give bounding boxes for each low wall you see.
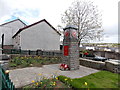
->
[79,58,120,73]
[105,60,120,73]
[79,58,105,70]
[90,50,120,60]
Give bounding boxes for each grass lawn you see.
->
[22,71,119,89]
[58,71,119,88]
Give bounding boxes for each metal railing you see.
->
[2,49,62,57]
[0,65,15,89]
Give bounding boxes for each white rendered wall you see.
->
[0,20,26,45]
[13,34,20,49]
[20,21,60,50]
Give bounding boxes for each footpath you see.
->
[9,64,99,88]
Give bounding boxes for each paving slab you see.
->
[9,64,99,88]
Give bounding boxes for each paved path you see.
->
[9,64,99,88]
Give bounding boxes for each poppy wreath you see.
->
[59,64,70,70]
[84,52,89,55]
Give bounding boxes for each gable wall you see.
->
[13,34,20,49]
[0,20,26,45]
[20,21,60,50]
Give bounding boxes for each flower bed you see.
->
[9,56,61,69]
[23,74,70,88]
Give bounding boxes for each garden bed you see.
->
[22,75,71,89]
[23,79,70,89]
[8,56,61,69]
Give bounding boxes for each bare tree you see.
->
[61,0,103,45]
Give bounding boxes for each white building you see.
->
[86,46,95,50]
[12,19,61,50]
[0,19,26,49]
[104,48,111,51]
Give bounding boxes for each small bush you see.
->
[9,63,17,67]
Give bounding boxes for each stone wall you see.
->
[79,58,120,73]
[105,60,120,73]
[90,50,120,60]
[105,51,116,59]
[69,42,79,70]
[79,58,105,70]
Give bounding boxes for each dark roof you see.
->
[0,19,27,26]
[12,19,61,38]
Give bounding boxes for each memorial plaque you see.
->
[64,46,69,56]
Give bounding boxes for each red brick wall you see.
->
[3,45,13,49]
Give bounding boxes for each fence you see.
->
[0,65,15,89]
[2,49,62,57]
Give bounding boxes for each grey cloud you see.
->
[0,0,12,17]
[103,24,118,36]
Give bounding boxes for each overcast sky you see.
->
[0,0,119,43]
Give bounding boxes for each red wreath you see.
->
[84,52,89,55]
[64,31,69,37]
[72,31,77,38]
[59,64,69,70]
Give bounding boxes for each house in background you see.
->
[12,19,61,50]
[0,19,61,50]
[0,19,26,49]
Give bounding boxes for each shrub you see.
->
[9,63,17,67]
